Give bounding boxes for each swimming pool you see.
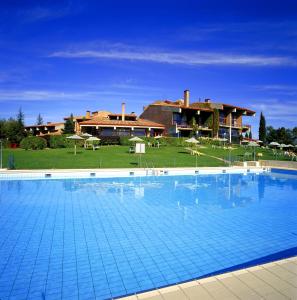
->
[0,169,296,299]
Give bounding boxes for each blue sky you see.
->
[1,0,297,136]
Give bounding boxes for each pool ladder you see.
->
[145,161,156,176]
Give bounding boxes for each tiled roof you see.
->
[150,100,255,114]
[108,113,137,117]
[149,100,213,112]
[221,103,255,114]
[79,118,165,128]
[25,122,64,128]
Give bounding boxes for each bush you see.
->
[20,136,47,150]
[49,135,85,148]
[100,136,120,145]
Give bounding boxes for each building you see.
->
[25,91,254,142]
[140,90,255,142]
[25,122,64,136]
[78,103,164,137]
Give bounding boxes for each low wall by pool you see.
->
[0,166,268,180]
[260,160,297,170]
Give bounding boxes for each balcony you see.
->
[219,118,243,128]
[173,121,212,131]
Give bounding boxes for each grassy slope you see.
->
[2,146,224,169]
[1,145,290,169]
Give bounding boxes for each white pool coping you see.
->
[0,166,270,180]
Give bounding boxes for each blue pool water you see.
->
[0,170,297,300]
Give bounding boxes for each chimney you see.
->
[86,111,91,118]
[184,90,190,107]
[121,102,125,121]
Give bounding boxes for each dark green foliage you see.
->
[63,114,75,134]
[266,126,295,144]
[36,113,43,125]
[190,117,199,136]
[7,154,15,169]
[119,136,189,147]
[49,135,84,148]
[204,114,213,128]
[0,119,6,139]
[259,112,266,143]
[249,131,252,139]
[20,136,47,150]
[4,118,25,143]
[213,109,219,137]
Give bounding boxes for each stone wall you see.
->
[260,160,297,170]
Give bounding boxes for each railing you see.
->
[173,121,210,130]
[219,118,242,127]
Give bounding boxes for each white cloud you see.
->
[0,87,161,103]
[253,84,297,96]
[250,99,297,124]
[49,48,296,67]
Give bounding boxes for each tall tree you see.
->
[63,113,75,134]
[190,116,199,136]
[36,113,43,125]
[249,131,252,139]
[259,112,266,143]
[15,108,25,143]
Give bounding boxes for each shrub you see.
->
[49,135,85,148]
[20,136,47,150]
[100,136,120,145]
[49,135,68,148]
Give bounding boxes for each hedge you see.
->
[49,135,84,148]
[20,136,47,150]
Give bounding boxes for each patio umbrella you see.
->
[129,136,144,143]
[248,141,260,147]
[81,133,92,138]
[280,143,288,148]
[86,137,101,151]
[81,133,93,148]
[185,137,200,168]
[185,137,200,144]
[66,134,84,155]
[269,142,280,147]
[248,141,260,161]
[287,144,294,148]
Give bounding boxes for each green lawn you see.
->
[1,145,291,169]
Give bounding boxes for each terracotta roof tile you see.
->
[79,118,164,128]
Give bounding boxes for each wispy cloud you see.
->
[0,87,161,103]
[250,99,297,124]
[49,46,296,67]
[253,84,297,96]
[17,1,83,23]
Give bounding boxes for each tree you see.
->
[249,131,252,139]
[266,126,277,143]
[0,119,6,139]
[63,113,75,134]
[5,118,22,143]
[259,112,266,143]
[190,117,199,136]
[36,113,43,125]
[15,108,26,143]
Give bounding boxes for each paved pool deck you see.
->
[121,256,297,300]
